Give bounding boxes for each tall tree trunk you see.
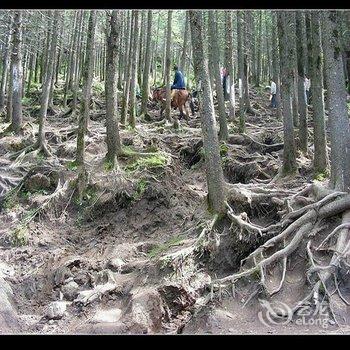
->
[9,11,23,134]
[278,12,297,176]
[140,10,153,117]
[72,11,84,114]
[120,11,134,125]
[0,15,13,112]
[225,11,236,121]
[138,11,145,89]
[296,11,308,154]
[128,10,140,128]
[180,12,189,73]
[255,11,262,87]
[208,10,228,141]
[6,58,13,123]
[153,12,161,86]
[164,10,173,123]
[37,10,59,155]
[63,11,78,108]
[237,11,246,133]
[76,10,97,202]
[243,12,253,113]
[271,11,282,121]
[189,10,226,215]
[323,11,350,192]
[105,10,122,167]
[310,11,329,175]
[26,50,35,96]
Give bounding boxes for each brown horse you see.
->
[152,87,195,121]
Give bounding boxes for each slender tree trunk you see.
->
[0,16,13,112]
[140,10,153,117]
[296,11,308,154]
[225,11,236,121]
[237,11,246,133]
[72,11,84,114]
[164,11,173,123]
[310,11,329,175]
[180,12,189,73]
[153,13,161,86]
[255,11,262,87]
[63,11,78,108]
[120,11,134,125]
[26,51,35,96]
[243,12,252,112]
[76,10,97,202]
[9,11,23,134]
[278,12,297,176]
[208,10,228,141]
[189,10,226,215]
[271,11,282,121]
[323,11,350,192]
[37,10,59,155]
[105,10,122,167]
[6,59,13,123]
[128,10,140,128]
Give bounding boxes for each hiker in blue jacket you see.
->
[171,65,186,100]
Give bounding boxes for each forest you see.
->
[0,9,350,335]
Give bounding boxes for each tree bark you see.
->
[120,10,133,125]
[271,11,282,121]
[189,10,226,215]
[105,10,122,167]
[237,11,246,133]
[0,15,13,112]
[9,11,23,134]
[164,11,173,123]
[278,12,297,176]
[140,10,153,117]
[128,10,140,128]
[76,10,97,201]
[296,11,308,154]
[309,12,329,175]
[225,11,236,121]
[208,10,228,141]
[323,11,350,192]
[37,10,59,154]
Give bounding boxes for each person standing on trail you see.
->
[171,65,186,100]
[269,80,277,108]
[304,74,311,105]
[222,67,229,101]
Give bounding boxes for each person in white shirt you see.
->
[269,80,277,108]
[304,74,311,104]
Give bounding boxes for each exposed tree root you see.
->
[208,186,350,323]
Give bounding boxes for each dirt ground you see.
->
[0,86,349,335]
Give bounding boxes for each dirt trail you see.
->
[0,87,347,334]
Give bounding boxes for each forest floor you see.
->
[0,85,349,334]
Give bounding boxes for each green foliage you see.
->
[314,170,330,182]
[92,80,105,95]
[125,153,168,172]
[10,226,28,247]
[66,160,78,171]
[22,96,33,106]
[82,186,98,205]
[148,234,185,259]
[10,208,39,247]
[2,188,19,210]
[219,142,229,157]
[37,151,45,163]
[104,159,114,171]
[133,178,148,201]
